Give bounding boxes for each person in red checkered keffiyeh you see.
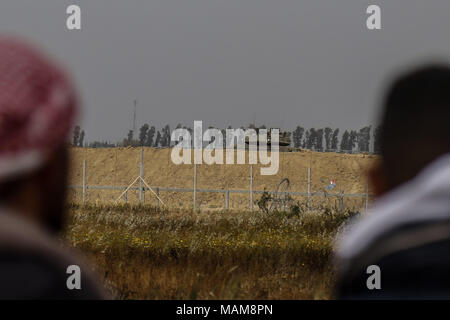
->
[0,37,108,299]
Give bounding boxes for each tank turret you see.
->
[245,128,292,149]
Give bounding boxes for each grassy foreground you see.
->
[63,204,357,299]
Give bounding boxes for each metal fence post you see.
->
[193,164,197,210]
[250,165,253,211]
[225,190,229,210]
[82,159,86,205]
[365,182,369,213]
[307,166,311,209]
[139,148,144,204]
[156,187,160,208]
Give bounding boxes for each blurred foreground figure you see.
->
[0,37,106,299]
[336,65,450,299]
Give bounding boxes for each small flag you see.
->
[327,179,336,190]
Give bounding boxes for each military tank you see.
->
[245,128,293,151]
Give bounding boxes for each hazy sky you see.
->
[2,0,450,142]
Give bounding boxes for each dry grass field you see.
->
[64,148,369,299]
[63,203,358,299]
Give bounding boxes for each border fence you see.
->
[68,148,374,212]
[69,183,370,211]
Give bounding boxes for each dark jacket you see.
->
[0,209,108,299]
[335,154,450,299]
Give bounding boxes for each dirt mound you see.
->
[69,147,378,210]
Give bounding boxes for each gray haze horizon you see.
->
[2,1,450,143]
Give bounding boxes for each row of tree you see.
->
[74,124,381,153]
[290,125,377,153]
[124,124,172,147]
